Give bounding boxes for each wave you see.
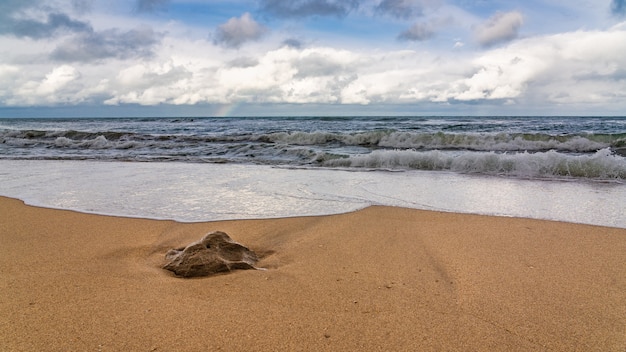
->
[380,131,625,152]
[264,130,626,153]
[323,148,626,180]
[2,128,625,153]
[2,127,625,180]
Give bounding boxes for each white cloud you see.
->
[474,11,524,47]
[1,5,625,114]
[0,64,19,78]
[37,65,81,94]
[444,28,626,105]
[0,64,20,101]
[104,61,191,105]
[11,65,83,105]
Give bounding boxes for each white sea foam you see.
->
[325,148,626,179]
[378,132,613,151]
[54,136,73,147]
[0,160,624,228]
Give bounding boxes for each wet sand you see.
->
[1,196,625,351]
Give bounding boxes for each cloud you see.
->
[474,11,524,47]
[135,0,170,13]
[51,26,162,62]
[0,0,35,17]
[282,38,304,48]
[259,0,359,18]
[36,65,81,96]
[0,12,92,39]
[214,13,267,48]
[398,22,435,41]
[612,0,626,16]
[0,1,92,39]
[442,28,626,105]
[293,52,347,78]
[228,57,259,68]
[10,65,85,105]
[397,17,451,42]
[376,0,425,19]
[72,0,94,14]
[0,1,162,62]
[3,16,625,113]
[105,62,191,105]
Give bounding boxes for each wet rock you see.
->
[163,231,259,278]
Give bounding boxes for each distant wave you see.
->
[2,128,625,153]
[323,148,626,180]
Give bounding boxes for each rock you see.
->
[163,231,259,278]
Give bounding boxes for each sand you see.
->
[1,196,625,351]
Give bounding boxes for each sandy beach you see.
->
[1,195,625,351]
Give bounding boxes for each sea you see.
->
[1,116,625,228]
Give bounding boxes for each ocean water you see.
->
[0,116,625,227]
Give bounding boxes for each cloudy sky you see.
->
[1,0,625,117]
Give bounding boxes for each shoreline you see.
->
[2,159,625,228]
[1,196,625,351]
[10,193,626,229]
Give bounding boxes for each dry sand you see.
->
[1,195,625,351]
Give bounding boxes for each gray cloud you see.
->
[259,0,360,18]
[72,0,94,14]
[0,0,36,15]
[51,27,162,62]
[0,1,164,64]
[294,53,346,78]
[0,12,92,39]
[474,11,523,47]
[397,16,452,42]
[376,0,424,19]
[228,57,259,68]
[135,0,170,13]
[121,65,191,90]
[397,22,435,41]
[0,1,92,39]
[612,0,626,16]
[214,13,267,48]
[282,38,304,48]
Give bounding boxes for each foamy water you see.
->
[1,116,624,180]
[1,116,624,227]
[1,160,624,228]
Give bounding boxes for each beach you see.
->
[1,196,625,351]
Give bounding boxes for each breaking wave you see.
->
[324,148,626,180]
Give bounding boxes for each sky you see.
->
[0,0,625,117]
